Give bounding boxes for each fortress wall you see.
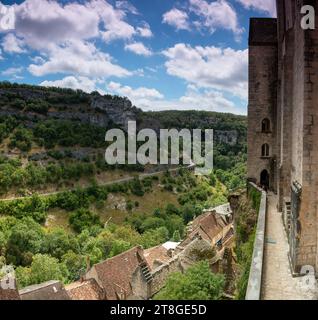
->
[248,39,278,189]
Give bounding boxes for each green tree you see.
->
[62,251,86,282]
[6,218,45,266]
[69,209,102,233]
[154,261,224,300]
[16,254,68,288]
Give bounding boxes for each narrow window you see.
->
[261,144,270,157]
[261,118,270,132]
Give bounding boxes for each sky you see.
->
[0,0,277,115]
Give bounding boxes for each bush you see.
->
[154,261,224,300]
[69,209,102,233]
[16,254,68,288]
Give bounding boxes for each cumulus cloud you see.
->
[162,8,190,30]
[116,1,139,15]
[40,76,103,94]
[2,34,26,53]
[2,67,23,76]
[236,0,277,17]
[11,0,144,48]
[12,0,100,50]
[129,85,238,113]
[124,42,152,56]
[189,0,244,39]
[106,81,238,114]
[94,0,137,43]
[2,0,154,79]
[28,40,131,78]
[108,81,164,100]
[162,1,243,40]
[136,23,153,38]
[162,43,248,99]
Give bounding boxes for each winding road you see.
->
[0,163,196,202]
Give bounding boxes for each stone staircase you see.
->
[140,263,153,283]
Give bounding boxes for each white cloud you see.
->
[124,42,152,56]
[3,0,154,79]
[2,67,23,76]
[12,0,100,50]
[162,8,190,30]
[11,0,142,47]
[108,81,164,100]
[137,23,153,38]
[189,0,243,40]
[106,81,239,114]
[128,85,239,113]
[28,40,131,78]
[30,56,45,64]
[40,76,103,94]
[236,0,277,17]
[2,34,26,53]
[163,43,248,100]
[116,1,139,15]
[162,1,243,40]
[92,0,137,43]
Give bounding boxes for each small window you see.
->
[261,144,270,157]
[261,118,270,132]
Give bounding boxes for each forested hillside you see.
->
[0,82,246,290]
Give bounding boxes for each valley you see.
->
[0,82,248,299]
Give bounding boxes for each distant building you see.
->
[19,280,70,300]
[182,208,234,250]
[144,242,179,270]
[84,246,151,300]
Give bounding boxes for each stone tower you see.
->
[247,18,278,192]
[248,0,318,274]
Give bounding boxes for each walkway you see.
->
[261,193,317,300]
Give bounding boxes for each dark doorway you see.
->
[260,170,269,190]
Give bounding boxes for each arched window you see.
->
[261,144,270,157]
[261,118,270,132]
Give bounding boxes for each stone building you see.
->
[248,0,318,273]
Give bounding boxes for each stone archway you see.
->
[260,169,270,190]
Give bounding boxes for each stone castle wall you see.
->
[291,0,318,271]
[248,27,278,190]
[248,0,318,273]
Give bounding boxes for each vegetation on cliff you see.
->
[0,82,247,291]
[234,187,260,300]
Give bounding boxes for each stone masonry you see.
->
[247,0,318,274]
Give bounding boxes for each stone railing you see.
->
[245,182,267,300]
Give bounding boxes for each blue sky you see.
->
[0,0,276,114]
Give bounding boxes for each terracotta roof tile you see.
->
[19,280,70,300]
[86,246,148,300]
[66,279,105,300]
[144,245,172,270]
[181,212,231,247]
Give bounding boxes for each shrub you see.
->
[69,209,102,233]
